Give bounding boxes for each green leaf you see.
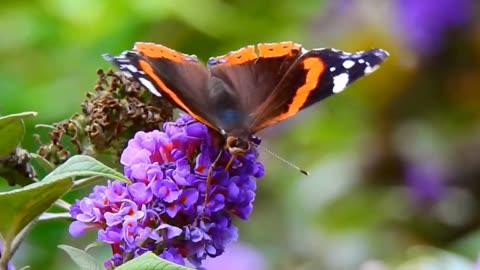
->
[0,112,37,157]
[116,252,193,270]
[29,153,55,174]
[58,245,104,270]
[0,177,73,244]
[42,155,131,184]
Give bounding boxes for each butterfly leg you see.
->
[203,149,224,212]
[224,155,235,171]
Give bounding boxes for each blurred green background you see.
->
[1,0,480,269]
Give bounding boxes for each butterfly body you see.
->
[104,41,389,155]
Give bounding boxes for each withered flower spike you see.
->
[36,69,174,165]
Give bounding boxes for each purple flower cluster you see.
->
[69,114,264,268]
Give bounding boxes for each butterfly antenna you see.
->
[254,143,310,176]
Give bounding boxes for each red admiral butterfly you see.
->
[104,41,388,170]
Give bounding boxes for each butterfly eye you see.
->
[249,136,262,146]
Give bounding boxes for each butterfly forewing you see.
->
[207,42,304,132]
[251,48,389,132]
[104,43,221,130]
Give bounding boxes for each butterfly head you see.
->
[225,136,250,155]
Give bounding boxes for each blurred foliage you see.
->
[1,0,480,269]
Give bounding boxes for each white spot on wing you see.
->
[342,60,355,69]
[121,64,138,73]
[332,73,349,93]
[375,49,389,58]
[139,77,162,97]
[358,59,365,64]
[351,51,364,59]
[330,67,336,72]
[364,65,380,74]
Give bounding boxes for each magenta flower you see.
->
[69,113,264,268]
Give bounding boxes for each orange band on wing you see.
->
[257,42,301,58]
[261,57,325,128]
[138,60,216,130]
[135,43,195,63]
[210,46,257,65]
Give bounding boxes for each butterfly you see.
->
[104,41,388,156]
